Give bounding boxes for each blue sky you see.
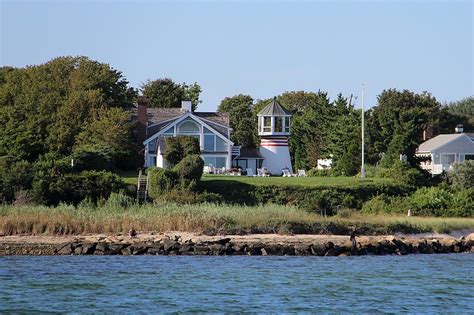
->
[1,0,473,111]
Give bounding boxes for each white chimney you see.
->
[181,100,192,112]
[455,124,464,133]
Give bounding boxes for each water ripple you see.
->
[0,255,473,313]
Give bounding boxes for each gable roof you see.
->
[417,134,468,153]
[143,112,234,146]
[257,97,291,116]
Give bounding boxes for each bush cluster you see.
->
[200,178,409,213]
[361,186,474,217]
[148,154,204,201]
[0,155,125,205]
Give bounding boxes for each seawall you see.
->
[1,233,473,256]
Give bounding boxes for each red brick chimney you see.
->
[423,125,434,141]
[137,96,148,148]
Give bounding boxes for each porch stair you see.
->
[136,170,149,203]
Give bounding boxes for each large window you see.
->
[203,127,227,152]
[203,156,226,168]
[465,154,474,161]
[285,117,290,132]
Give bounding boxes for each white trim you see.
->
[197,116,231,129]
[147,116,181,129]
[143,112,234,147]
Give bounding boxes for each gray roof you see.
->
[417,134,465,152]
[131,105,231,139]
[257,97,291,116]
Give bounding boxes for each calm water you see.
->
[1,254,473,313]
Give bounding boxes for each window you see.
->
[203,156,226,168]
[465,154,474,161]
[441,154,455,165]
[216,157,226,168]
[263,117,271,132]
[285,117,290,132]
[216,137,227,151]
[275,117,283,132]
[178,120,200,133]
[204,134,215,151]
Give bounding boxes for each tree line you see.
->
[0,56,472,177]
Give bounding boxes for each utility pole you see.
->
[361,84,366,178]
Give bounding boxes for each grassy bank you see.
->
[1,203,473,236]
[202,175,393,187]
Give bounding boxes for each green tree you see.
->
[141,78,202,111]
[163,136,201,166]
[218,94,257,148]
[366,89,440,167]
[449,160,474,190]
[0,56,137,162]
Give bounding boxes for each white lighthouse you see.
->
[257,97,293,175]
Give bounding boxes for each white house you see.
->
[416,126,474,174]
[135,97,295,176]
[137,100,236,169]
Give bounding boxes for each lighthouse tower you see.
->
[257,97,293,175]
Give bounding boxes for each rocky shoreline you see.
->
[1,232,473,256]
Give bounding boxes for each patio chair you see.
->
[297,169,307,177]
[258,168,270,177]
[282,169,296,177]
[246,168,256,177]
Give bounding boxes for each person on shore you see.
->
[350,227,357,250]
[129,228,137,239]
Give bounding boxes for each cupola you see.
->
[257,97,292,136]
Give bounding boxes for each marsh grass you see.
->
[1,203,473,236]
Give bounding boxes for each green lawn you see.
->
[116,170,139,186]
[118,171,392,188]
[201,174,392,187]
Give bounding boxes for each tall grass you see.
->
[1,203,473,236]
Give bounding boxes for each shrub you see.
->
[32,170,124,206]
[0,157,34,202]
[361,195,409,215]
[105,192,135,208]
[387,160,428,188]
[69,147,114,172]
[307,168,332,177]
[147,167,178,199]
[163,136,200,166]
[449,160,474,190]
[174,154,204,186]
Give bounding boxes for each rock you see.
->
[261,248,268,256]
[178,244,193,254]
[73,245,83,255]
[163,239,178,252]
[107,243,125,255]
[310,244,327,256]
[209,244,224,255]
[82,243,96,255]
[121,246,132,255]
[94,242,106,255]
[56,243,72,255]
[193,244,210,255]
[294,244,310,256]
[131,243,148,255]
[147,247,161,255]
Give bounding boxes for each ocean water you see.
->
[0,254,473,313]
